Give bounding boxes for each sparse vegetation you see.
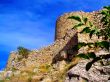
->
[0,80,4,82]
[28,76,32,82]
[68,6,110,71]
[17,46,30,58]
[2,5,110,82]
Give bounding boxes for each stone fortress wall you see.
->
[7,10,103,71]
[4,10,110,82]
[55,11,102,40]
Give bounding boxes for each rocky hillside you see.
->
[0,10,110,82]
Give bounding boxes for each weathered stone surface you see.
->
[4,71,13,79]
[55,11,102,40]
[66,60,110,82]
[31,75,43,82]
[4,10,110,82]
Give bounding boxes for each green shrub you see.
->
[17,46,30,58]
[68,5,110,71]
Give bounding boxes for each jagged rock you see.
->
[4,71,12,79]
[53,60,67,71]
[66,60,110,82]
[31,75,43,82]
[41,76,52,82]
[65,76,87,82]
[13,71,21,77]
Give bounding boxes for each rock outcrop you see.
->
[0,10,110,82]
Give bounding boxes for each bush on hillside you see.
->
[17,46,30,58]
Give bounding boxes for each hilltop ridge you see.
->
[0,10,110,82]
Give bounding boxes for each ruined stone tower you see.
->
[55,11,102,40]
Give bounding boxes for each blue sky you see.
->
[0,0,110,70]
